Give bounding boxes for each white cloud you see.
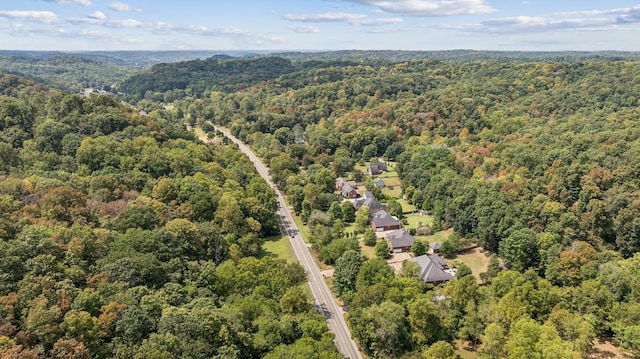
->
[283,12,402,26]
[289,25,320,33]
[443,4,640,34]
[109,2,141,12]
[44,0,93,6]
[342,0,496,16]
[88,11,106,20]
[0,11,60,24]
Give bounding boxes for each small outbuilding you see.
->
[429,242,441,254]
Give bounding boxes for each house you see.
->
[374,178,385,188]
[429,242,441,254]
[385,229,415,253]
[368,161,388,176]
[336,177,357,191]
[408,255,455,284]
[370,210,400,232]
[341,183,359,199]
[354,191,387,213]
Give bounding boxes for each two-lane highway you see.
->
[213,125,362,359]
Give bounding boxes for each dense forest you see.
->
[0,71,341,358]
[0,54,138,93]
[119,53,640,358]
[3,50,640,358]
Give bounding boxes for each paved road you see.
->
[213,126,362,359]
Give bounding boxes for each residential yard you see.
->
[261,234,294,262]
[358,240,376,259]
[397,198,417,213]
[414,228,453,245]
[447,246,491,282]
[404,212,434,229]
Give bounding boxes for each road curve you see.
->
[213,126,362,359]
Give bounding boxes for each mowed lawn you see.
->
[261,234,294,262]
[449,247,491,282]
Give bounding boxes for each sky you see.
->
[1,0,640,52]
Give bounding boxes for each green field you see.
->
[404,212,434,229]
[261,234,295,262]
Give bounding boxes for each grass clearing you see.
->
[359,240,376,259]
[448,247,491,282]
[398,198,417,213]
[415,228,453,245]
[404,212,433,229]
[261,234,295,262]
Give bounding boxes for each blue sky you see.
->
[1,0,640,51]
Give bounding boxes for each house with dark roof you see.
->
[336,177,357,191]
[385,229,415,253]
[370,210,400,232]
[368,161,388,176]
[341,183,359,198]
[408,255,455,284]
[354,191,387,213]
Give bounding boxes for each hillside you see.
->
[0,54,137,92]
[118,56,298,99]
[0,71,339,358]
[158,54,640,358]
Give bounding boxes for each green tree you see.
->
[332,250,364,299]
[479,322,506,358]
[355,206,370,232]
[327,201,343,221]
[387,199,404,219]
[408,296,445,347]
[499,228,539,272]
[362,228,377,246]
[411,240,428,256]
[456,264,473,279]
[356,258,394,290]
[340,201,356,223]
[349,301,410,357]
[423,341,460,359]
[374,239,391,259]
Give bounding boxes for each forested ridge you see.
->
[3,50,640,358]
[129,53,640,358]
[0,71,340,358]
[0,55,136,93]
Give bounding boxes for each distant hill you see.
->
[118,56,298,98]
[264,49,640,63]
[0,54,136,92]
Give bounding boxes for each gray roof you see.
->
[354,192,387,212]
[408,255,454,284]
[370,210,400,228]
[369,162,387,173]
[429,242,441,250]
[386,229,414,249]
[341,183,358,196]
